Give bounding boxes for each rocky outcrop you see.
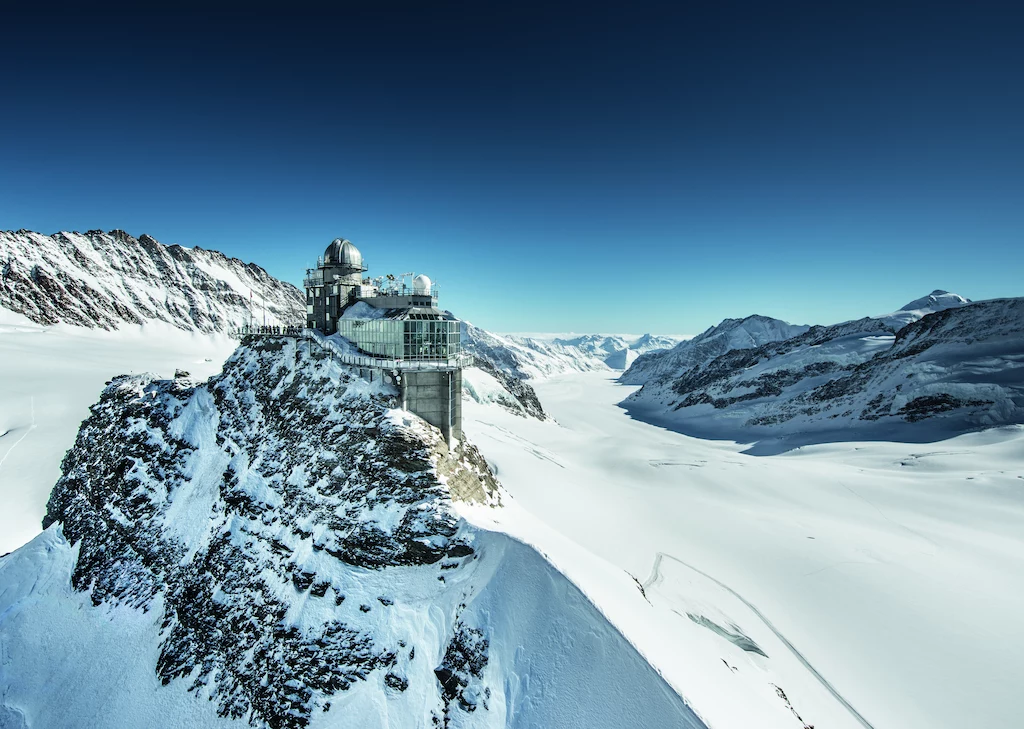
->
[469,358,548,420]
[40,338,497,727]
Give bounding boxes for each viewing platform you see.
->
[232,326,473,372]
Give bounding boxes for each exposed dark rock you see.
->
[0,229,303,331]
[41,338,500,729]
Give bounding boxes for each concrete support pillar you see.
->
[400,368,462,445]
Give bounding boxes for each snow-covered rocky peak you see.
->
[0,229,304,331]
[620,314,809,386]
[878,289,972,330]
[0,337,703,729]
[898,289,971,313]
[623,297,1024,452]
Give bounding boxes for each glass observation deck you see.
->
[335,318,460,362]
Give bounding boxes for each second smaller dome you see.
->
[412,274,432,295]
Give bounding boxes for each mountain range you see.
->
[622,291,1024,452]
[0,229,304,331]
[2,229,1022,729]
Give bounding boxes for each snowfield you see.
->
[0,311,237,553]
[460,371,1024,729]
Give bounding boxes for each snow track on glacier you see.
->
[642,551,876,729]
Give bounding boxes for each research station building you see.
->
[304,238,469,443]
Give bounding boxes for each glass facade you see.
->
[335,318,461,361]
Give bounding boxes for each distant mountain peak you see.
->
[898,290,971,313]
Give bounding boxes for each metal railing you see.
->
[300,274,441,302]
[367,285,439,300]
[232,325,304,337]
[232,326,472,370]
[305,329,472,371]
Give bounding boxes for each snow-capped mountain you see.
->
[623,294,1024,451]
[459,324,680,419]
[0,337,703,729]
[548,333,683,370]
[462,324,682,380]
[0,229,304,332]
[621,315,810,386]
[461,323,611,380]
[877,289,971,329]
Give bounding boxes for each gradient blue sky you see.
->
[2,2,1022,334]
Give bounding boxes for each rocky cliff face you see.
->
[623,298,1024,451]
[0,229,304,331]
[0,338,703,729]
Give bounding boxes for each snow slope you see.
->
[461,322,612,380]
[0,339,705,729]
[462,371,1024,729]
[622,297,1024,451]
[0,230,306,554]
[0,312,237,554]
[0,229,304,331]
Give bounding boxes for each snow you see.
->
[621,296,1023,450]
[0,527,237,729]
[621,314,810,386]
[0,338,711,729]
[462,323,683,379]
[460,371,1024,729]
[462,367,530,415]
[0,229,303,332]
[0,313,236,553]
[879,290,972,329]
[0,501,706,729]
[341,301,389,320]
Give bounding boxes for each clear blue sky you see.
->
[2,3,1022,334]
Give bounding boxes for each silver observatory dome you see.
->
[324,238,365,269]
